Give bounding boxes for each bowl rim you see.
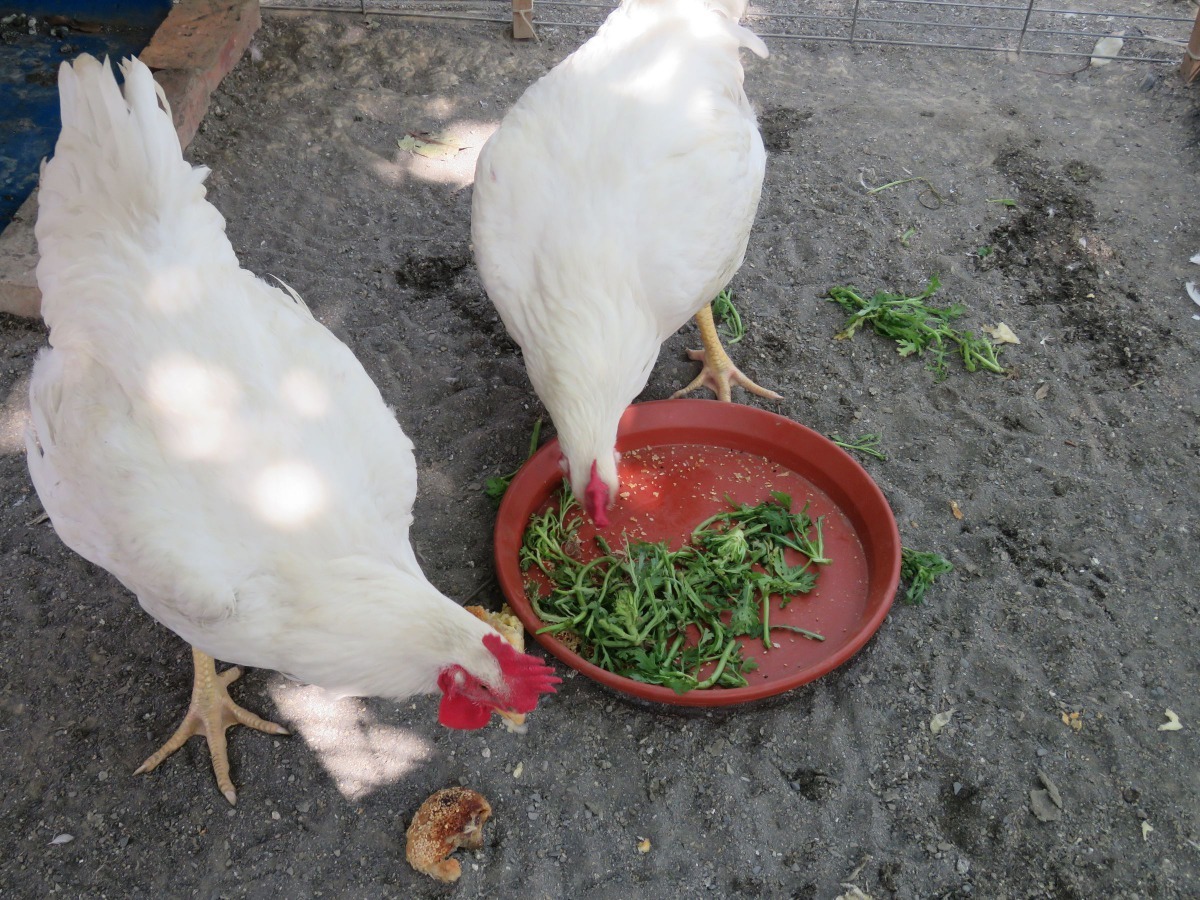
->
[493,399,901,707]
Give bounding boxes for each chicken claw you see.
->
[673,303,783,403]
[134,647,289,805]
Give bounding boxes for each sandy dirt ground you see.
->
[1,6,1198,898]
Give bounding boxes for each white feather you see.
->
[471,0,767,500]
[28,55,505,702]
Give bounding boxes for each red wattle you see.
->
[438,692,492,730]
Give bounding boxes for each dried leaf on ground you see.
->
[397,132,468,160]
[930,709,955,734]
[1037,770,1064,809]
[983,322,1021,344]
[950,500,964,520]
[1030,789,1062,822]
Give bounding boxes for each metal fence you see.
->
[261,0,1195,65]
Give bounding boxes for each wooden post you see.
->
[1183,7,1200,83]
[512,0,535,40]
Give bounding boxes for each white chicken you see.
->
[26,55,559,804]
[471,0,778,527]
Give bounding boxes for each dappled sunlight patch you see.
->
[365,151,413,188]
[622,46,685,102]
[396,120,498,189]
[250,459,327,529]
[269,683,433,800]
[142,265,200,314]
[280,367,331,418]
[423,97,457,119]
[146,354,243,460]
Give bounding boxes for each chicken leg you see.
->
[673,303,783,402]
[134,647,289,805]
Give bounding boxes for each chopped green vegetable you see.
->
[862,175,943,209]
[827,276,1005,381]
[484,418,543,505]
[900,547,954,605]
[520,490,831,693]
[770,624,826,641]
[829,432,888,461]
[712,290,746,344]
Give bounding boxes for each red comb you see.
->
[483,632,561,713]
[585,460,610,528]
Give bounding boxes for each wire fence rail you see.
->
[261,0,1196,65]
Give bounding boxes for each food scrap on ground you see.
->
[898,548,954,605]
[405,787,493,883]
[1158,709,1183,732]
[828,277,1005,380]
[829,432,888,460]
[929,709,955,734]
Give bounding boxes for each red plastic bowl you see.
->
[493,399,900,707]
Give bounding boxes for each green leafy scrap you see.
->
[900,547,954,605]
[829,432,888,461]
[521,491,831,693]
[827,276,1005,381]
[484,418,543,505]
[712,290,747,344]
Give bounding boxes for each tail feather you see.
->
[35,54,234,332]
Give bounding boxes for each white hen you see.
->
[472,0,777,527]
[27,55,558,804]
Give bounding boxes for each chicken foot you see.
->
[673,303,783,402]
[134,646,289,805]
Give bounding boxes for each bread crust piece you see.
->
[405,787,493,883]
[465,604,524,652]
[465,604,531,730]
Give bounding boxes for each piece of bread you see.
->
[465,603,524,652]
[405,787,493,883]
[466,604,531,730]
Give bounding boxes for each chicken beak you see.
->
[495,708,528,733]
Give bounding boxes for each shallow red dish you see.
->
[493,399,900,707]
